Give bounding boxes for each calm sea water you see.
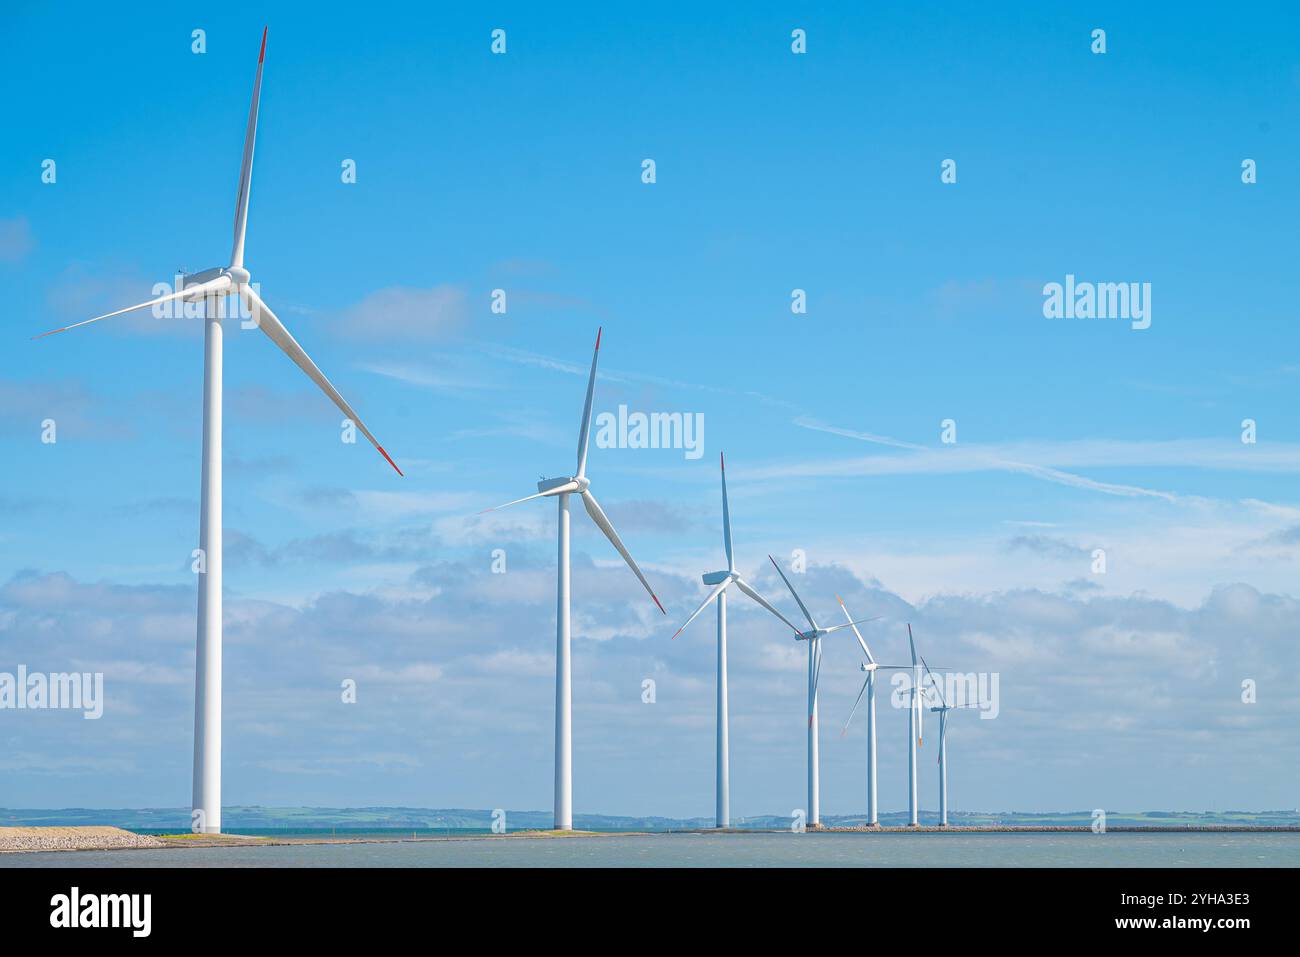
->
[4,832,1298,867]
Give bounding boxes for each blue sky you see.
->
[2,2,1298,817]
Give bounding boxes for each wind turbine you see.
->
[837,597,909,827]
[921,654,977,827]
[669,453,804,829]
[766,557,879,829]
[481,327,664,831]
[900,624,948,827]
[33,29,402,834]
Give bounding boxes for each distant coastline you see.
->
[3,806,1298,835]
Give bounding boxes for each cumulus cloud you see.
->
[1245,524,1300,549]
[224,526,440,568]
[1004,534,1093,560]
[2,557,1294,814]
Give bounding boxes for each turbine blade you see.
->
[920,653,948,709]
[835,594,876,665]
[806,643,814,728]
[231,27,267,269]
[671,578,731,640]
[807,640,822,729]
[820,616,883,636]
[33,275,233,339]
[733,577,803,637]
[917,686,924,747]
[720,452,734,572]
[242,287,401,475]
[580,489,665,614]
[574,327,601,478]
[841,675,871,736]
[767,554,817,630]
[907,622,918,668]
[479,485,574,514]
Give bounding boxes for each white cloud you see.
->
[0,216,33,263]
[793,418,1300,483]
[4,543,1296,814]
[338,285,466,340]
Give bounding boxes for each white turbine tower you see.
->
[837,597,909,827]
[905,624,924,826]
[921,653,976,827]
[767,557,879,829]
[481,327,665,831]
[33,29,402,834]
[670,453,804,829]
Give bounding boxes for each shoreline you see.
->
[4,824,1300,854]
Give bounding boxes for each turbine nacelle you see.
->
[701,570,734,586]
[179,265,250,298]
[179,266,226,289]
[536,475,588,495]
[860,661,879,673]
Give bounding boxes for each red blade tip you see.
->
[720,451,725,470]
[259,27,267,63]
[594,326,602,350]
[377,445,403,476]
[652,593,665,615]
